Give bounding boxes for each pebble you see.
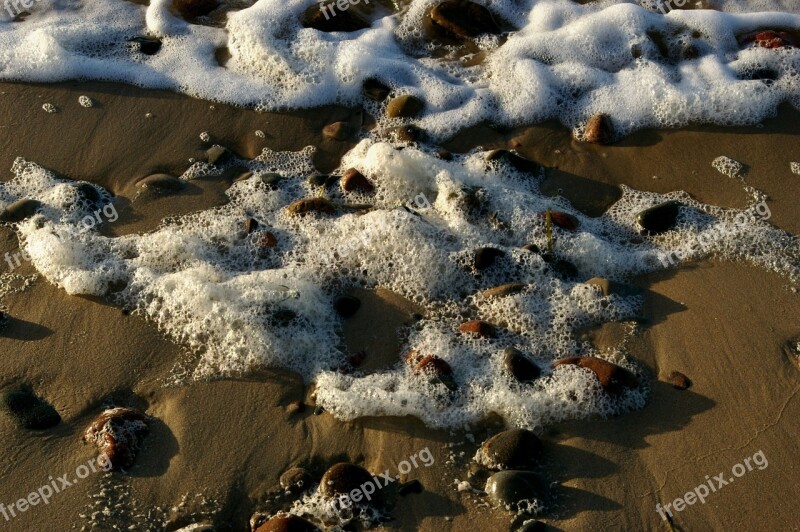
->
[552,357,639,394]
[517,521,547,532]
[474,246,504,270]
[546,211,579,232]
[333,295,361,318]
[752,30,797,49]
[484,470,547,510]
[254,513,320,532]
[322,121,356,141]
[480,283,526,299]
[255,231,278,250]
[413,354,457,391]
[286,197,335,216]
[206,145,231,165]
[301,3,369,32]
[585,277,641,298]
[319,463,374,498]
[584,113,614,144]
[637,200,681,234]
[550,259,579,281]
[476,428,543,470]
[503,348,541,383]
[398,479,423,496]
[244,217,259,235]
[386,95,424,118]
[341,168,374,193]
[362,78,391,102]
[137,173,184,192]
[391,124,425,142]
[83,407,150,471]
[280,467,313,493]
[484,149,540,174]
[667,371,692,390]
[429,0,501,39]
[2,386,61,430]
[0,199,42,222]
[459,320,497,338]
[130,36,161,55]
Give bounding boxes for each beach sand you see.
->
[0,80,798,531]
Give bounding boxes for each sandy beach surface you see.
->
[0,78,798,532]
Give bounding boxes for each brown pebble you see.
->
[341,168,374,193]
[414,355,453,376]
[474,246,504,270]
[83,407,149,471]
[363,78,391,101]
[484,149,540,174]
[322,121,356,141]
[502,347,540,383]
[429,0,501,39]
[667,371,691,390]
[546,211,580,231]
[584,113,614,144]
[459,320,497,338]
[480,283,526,299]
[280,466,313,493]
[553,357,639,394]
[386,95,424,118]
[0,199,42,223]
[244,217,259,235]
[476,428,543,470]
[320,463,374,498]
[255,231,278,249]
[287,198,335,216]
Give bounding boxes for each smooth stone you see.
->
[481,283,526,299]
[429,0,501,39]
[83,407,149,471]
[485,470,548,510]
[322,121,356,141]
[503,348,541,383]
[280,467,313,493]
[477,428,543,470]
[307,173,329,187]
[2,386,60,430]
[413,355,457,391]
[518,521,547,531]
[485,149,540,174]
[130,36,161,55]
[254,514,320,532]
[363,78,391,101]
[341,168,374,193]
[585,277,641,298]
[474,246,504,270]
[386,95,424,118]
[667,371,692,390]
[301,3,370,32]
[637,200,681,234]
[173,0,218,18]
[459,320,497,338]
[259,173,284,187]
[552,356,639,394]
[206,145,231,165]
[334,295,361,318]
[244,217,259,235]
[398,479,424,495]
[584,113,614,144]
[0,199,41,222]
[320,463,374,498]
[391,124,425,142]
[137,173,184,192]
[233,171,253,183]
[550,259,579,281]
[521,244,540,253]
[547,211,579,232]
[286,198,335,216]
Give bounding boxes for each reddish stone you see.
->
[83,407,149,471]
[415,355,453,376]
[341,168,374,193]
[553,357,639,394]
[667,371,691,390]
[256,231,278,248]
[459,320,497,338]
[287,198,335,216]
[584,113,613,144]
[543,211,579,231]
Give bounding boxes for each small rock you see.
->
[130,36,161,55]
[286,400,306,416]
[459,320,497,338]
[550,259,579,281]
[517,521,547,532]
[585,277,641,297]
[584,113,613,144]
[485,150,540,174]
[752,30,797,49]
[481,283,525,299]
[474,247,504,270]
[503,348,541,383]
[637,200,681,234]
[398,479,423,496]
[254,513,320,532]
[429,0,501,39]
[341,168,374,193]
[255,231,278,250]
[0,199,41,223]
[521,244,540,253]
[391,124,425,142]
[302,3,370,32]
[436,149,453,161]
[280,467,313,493]
[667,371,691,390]
[2,386,60,430]
[322,121,356,141]
[244,217,259,235]
[363,78,391,102]
[334,295,361,318]
[319,463,374,498]
[286,198,335,216]
[173,0,218,18]
[83,407,149,471]
[137,173,184,192]
[546,211,579,232]
[552,357,639,394]
[413,355,457,391]
[484,470,548,511]
[260,173,285,187]
[314,405,325,415]
[206,145,231,165]
[476,428,543,470]
[386,95,424,118]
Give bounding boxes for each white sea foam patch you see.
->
[0,1,799,139]
[2,144,797,428]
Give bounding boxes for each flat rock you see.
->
[280,467,313,493]
[0,199,41,222]
[503,348,541,383]
[481,283,526,299]
[584,113,613,144]
[459,320,497,338]
[476,428,543,470]
[430,0,501,39]
[637,200,681,234]
[363,78,391,101]
[485,470,548,511]
[386,95,424,118]
[206,145,231,165]
[287,198,335,216]
[319,463,374,498]
[2,386,60,430]
[83,407,149,471]
[552,356,639,394]
[667,371,692,390]
[547,211,579,231]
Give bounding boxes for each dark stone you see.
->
[137,173,184,192]
[481,283,526,299]
[398,479,423,496]
[485,470,548,510]
[3,386,60,430]
[287,198,335,216]
[459,320,497,338]
[503,348,541,383]
[173,0,219,18]
[413,355,457,391]
[260,173,285,187]
[547,211,579,232]
[363,78,391,102]
[553,357,639,394]
[386,95,424,118]
[320,463,374,498]
[517,521,547,531]
[637,200,681,234]
[436,149,453,160]
[206,145,231,165]
[307,173,329,187]
[521,244,540,253]
[280,467,314,493]
[244,217,259,235]
[551,259,579,281]
[474,247,504,270]
[302,3,370,33]
[0,199,41,222]
[130,37,161,55]
[584,113,613,144]
[667,371,691,390]
[477,428,543,470]
[585,277,641,298]
[83,407,149,471]
[392,124,425,142]
[334,295,361,318]
[341,168,374,193]
[429,0,501,39]
[323,121,356,141]
[485,149,540,174]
